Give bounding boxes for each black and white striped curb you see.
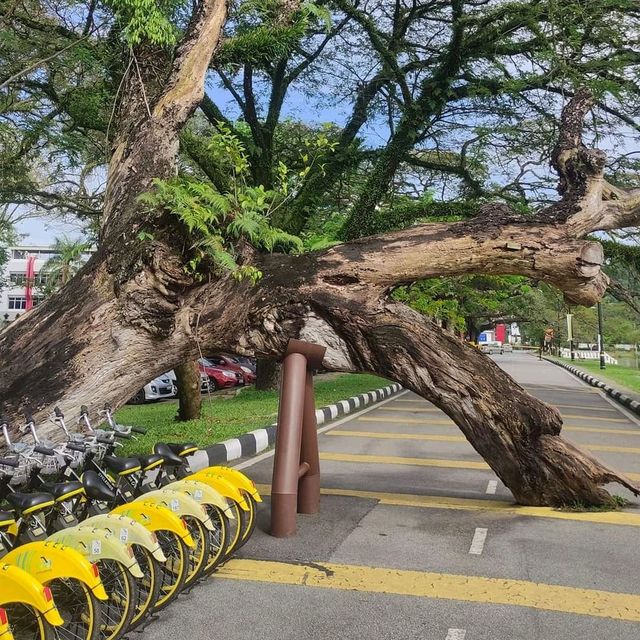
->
[188,382,403,470]
[544,357,640,416]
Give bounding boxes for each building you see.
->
[1,246,56,321]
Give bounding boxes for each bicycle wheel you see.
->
[3,603,54,640]
[236,492,258,550]
[46,578,102,640]
[94,560,137,640]
[224,500,243,557]
[152,531,187,612]
[129,547,160,629]
[203,506,228,575]
[182,517,210,588]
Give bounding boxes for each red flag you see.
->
[25,255,35,310]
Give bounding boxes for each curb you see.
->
[188,382,404,470]
[543,357,640,416]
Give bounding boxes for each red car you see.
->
[198,358,241,390]
[205,354,256,384]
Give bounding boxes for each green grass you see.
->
[116,373,390,456]
[561,495,630,512]
[555,357,640,395]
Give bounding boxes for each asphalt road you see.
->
[146,353,640,640]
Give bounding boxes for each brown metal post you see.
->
[270,351,307,537]
[298,368,321,514]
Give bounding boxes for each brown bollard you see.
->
[270,351,307,537]
[298,368,320,514]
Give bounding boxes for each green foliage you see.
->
[218,0,331,67]
[140,124,305,281]
[40,236,92,292]
[392,275,534,335]
[108,0,184,45]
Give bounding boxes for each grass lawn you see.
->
[116,373,390,456]
[554,357,640,396]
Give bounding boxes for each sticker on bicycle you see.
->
[170,499,179,512]
[91,539,102,555]
[194,490,203,501]
[119,528,129,543]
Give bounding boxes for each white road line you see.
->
[445,630,466,640]
[468,527,488,555]
[485,480,498,495]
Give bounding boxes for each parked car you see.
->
[206,354,256,384]
[480,341,503,355]
[198,358,241,390]
[129,371,177,404]
[502,343,513,353]
[165,370,211,394]
[226,355,257,375]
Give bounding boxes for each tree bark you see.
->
[174,360,202,421]
[0,4,639,510]
[255,358,281,392]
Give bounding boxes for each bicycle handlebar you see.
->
[0,457,18,468]
[34,444,56,457]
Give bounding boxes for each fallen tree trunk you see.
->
[0,2,638,508]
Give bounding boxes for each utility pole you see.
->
[597,302,606,370]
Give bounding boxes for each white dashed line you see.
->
[445,630,466,640]
[485,480,498,494]
[468,527,488,555]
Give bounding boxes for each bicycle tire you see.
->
[129,547,161,629]
[182,517,210,588]
[224,500,243,557]
[152,530,187,612]
[235,492,258,550]
[203,505,228,575]
[46,578,102,640]
[94,559,137,640]
[3,603,55,640]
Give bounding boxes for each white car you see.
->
[130,372,177,403]
[502,343,513,353]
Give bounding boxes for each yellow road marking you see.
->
[255,483,640,528]
[359,416,454,426]
[319,452,640,482]
[378,406,444,413]
[563,414,630,423]
[320,452,488,469]
[331,430,464,443]
[331,429,640,455]
[358,416,639,436]
[554,404,619,413]
[218,559,640,622]
[564,426,640,436]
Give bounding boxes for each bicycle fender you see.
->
[201,467,263,502]
[48,527,143,579]
[110,502,195,548]
[188,472,250,510]
[81,514,166,563]
[2,542,108,601]
[137,490,214,531]
[0,563,64,626]
[166,479,233,517]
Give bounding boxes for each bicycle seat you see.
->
[5,492,54,516]
[103,455,141,476]
[167,443,198,457]
[153,443,183,467]
[138,454,164,471]
[0,510,16,527]
[43,481,85,502]
[82,470,116,502]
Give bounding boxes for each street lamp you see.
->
[597,302,605,370]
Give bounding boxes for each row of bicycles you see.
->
[0,403,261,640]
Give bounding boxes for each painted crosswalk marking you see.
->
[445,630,466,640]
[486,480,498,494]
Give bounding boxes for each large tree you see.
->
[1,0,640,507]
